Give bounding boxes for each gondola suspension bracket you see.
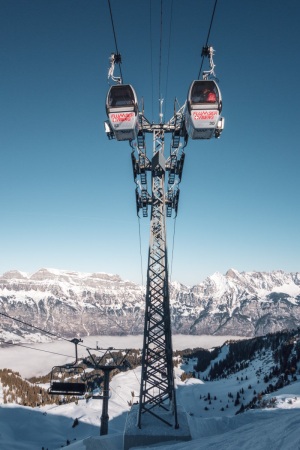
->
[201,45,216,80]
[107,52,122,84]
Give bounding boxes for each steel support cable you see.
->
[107,0,123,82]
[1,341,74,359]
[163,0,174,119]
[158,0,163,120]
[149,0,154,120]
[0,312,116,352]
[0,311,100,350]
[0,312,138,371]
[0,312,139,360]
[197,0,219,80]
[0,311,71,343]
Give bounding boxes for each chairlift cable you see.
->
[0,311,101,350]
[3,340,140,385]
[107,0,123,82]
[2,341,74,359]
[197,0,219,80]
[0,311,71,343]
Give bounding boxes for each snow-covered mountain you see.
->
[1,268,300,341]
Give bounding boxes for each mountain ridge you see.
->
[1,268,300,341]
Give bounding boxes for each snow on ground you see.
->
[1,336,300,449]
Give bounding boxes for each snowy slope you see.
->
[1,333,300,449]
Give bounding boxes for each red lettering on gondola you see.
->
[192,111,218,121]
[111,113,134,123]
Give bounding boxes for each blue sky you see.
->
[1,0,299,286]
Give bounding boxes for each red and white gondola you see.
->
[185,80,224,139]
[105,84,139,141]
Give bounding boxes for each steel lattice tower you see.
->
[105,96,187,428]
[137,128,178,428]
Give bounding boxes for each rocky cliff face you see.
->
[1,268,300,342]
[170,269,300,337]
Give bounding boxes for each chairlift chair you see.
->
[48,364,87,396]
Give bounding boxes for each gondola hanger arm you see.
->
[201,46,216,80]
[108,53,122,84]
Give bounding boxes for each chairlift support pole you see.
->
[86,348,130,436]
[100,367,112,436]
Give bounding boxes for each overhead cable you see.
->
[197,0,218,80]
[107,0,123,82]
[0,311,97,349]
[149,0,154,120]
[2,341,74,359]
[0,311,70,343]
[158,0,163,106]
[163,0,174,119]
[0,311,137,353]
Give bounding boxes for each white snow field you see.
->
[1,335,300,449]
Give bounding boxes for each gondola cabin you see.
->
[185,80,224,139]
[106,84,139,141]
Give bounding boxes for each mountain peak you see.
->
[225,268,240,279]
[1,270,28,280]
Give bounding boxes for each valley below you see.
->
[0,334,244,378]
